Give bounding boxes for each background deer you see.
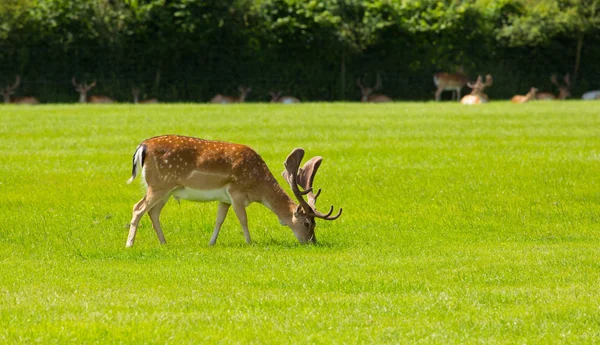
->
[356,74,392,102]
[581,90,600,100]
[132,87,158,104]
[433,70,469,101]
[460,74,493,104]
[1,75,39,104]
[210,86,251,104]
[511,87,538,103]
[72,77,115,103]
[536,74,570,100]
[269,91,300,104]
[126,135,342,247]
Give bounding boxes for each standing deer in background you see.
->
[511,87,538,103]
[132,87,158,104]
[434,70,469,101]
[210,86,251,104]
[72,77,115,103]
[536,74,570,100]
[1,75,40,104]
[357,74,392,102]
[461,74,493,104]
[126,135,342,247]
[269,91,300,104]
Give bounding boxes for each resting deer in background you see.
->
[126,135,342,247]
[210,86,251,104]
[72,77,115,103]
[357,74,392,102]
[511,87,538,103]
[269,91,300,104]
[582,90,600,100]
[461,74,493,104]
[132,87,158,104]
[1,75,40,104]
[433,69,469,101]
[536,74,570,100]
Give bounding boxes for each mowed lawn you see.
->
[1,101,599,344]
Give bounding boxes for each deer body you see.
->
[357,75,392,103]
[537,74,570,100]
[511,87,538,103]
[582,90,600,100]
[269,91,300,104]
[72,77,115,103]
[210,86,251,104]
[132,87,158,104]
[126,135,341,247]
[1,76,39,104]
[434,72,468,101]
[461,74,493,105]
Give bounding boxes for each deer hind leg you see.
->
[126,188,171,248]
[147,196,170,245]
[209,202,231,246]
[456,87,462,102]
[435,87,443,101]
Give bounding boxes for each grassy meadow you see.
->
[1,101,599,344]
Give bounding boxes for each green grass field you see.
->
[1,102,599,344]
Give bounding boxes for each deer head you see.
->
[72,77,96,103]
[550,73,571,100]
[1,75,20,104]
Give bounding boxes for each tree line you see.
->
[0,0,598,102]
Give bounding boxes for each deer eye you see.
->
[304,221,311,228]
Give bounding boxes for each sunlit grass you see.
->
[1,101,599,343]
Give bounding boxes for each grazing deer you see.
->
[72,77,115,103]
[210,86,251,104]
[1,75,40,104]
[269,91,300,104]
[132,87,158,104]
[357,74,392,102]
[460,74,493,104]
[536,74,570,100]
[511,87,538,103]
[126,135,342,247]
[433,70,469,101]
[581,90,600,100]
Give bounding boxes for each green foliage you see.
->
[0,0,599,101]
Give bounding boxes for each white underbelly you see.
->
[172,187,231,203]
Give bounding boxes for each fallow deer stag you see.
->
[132,87,158,104]
[126,135,342,247]
[461,74,493,104]
[72,77,115,103]
[511,87,538,103]
[269,91,300,104]
[357,74,392,102]
[1,75,39,104]
[210,86,251,104]
[537,74,570,100]
[433,70,468,101]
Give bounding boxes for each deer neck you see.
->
[79,93,87,103]
[2,93,10,104]
[260,179,298,227]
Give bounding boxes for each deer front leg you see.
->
[435,87,443,101]
[209,202,230,246]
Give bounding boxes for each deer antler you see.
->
[374,73,382,91]
[550,74,559,87]
[563,73,570,87]
[2,75,21,95]
[467,75,482,89]
[283,148,342,220]
[356,77,365,92]
[484,74,493,87]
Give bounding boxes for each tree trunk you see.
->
[572,33,584,87]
